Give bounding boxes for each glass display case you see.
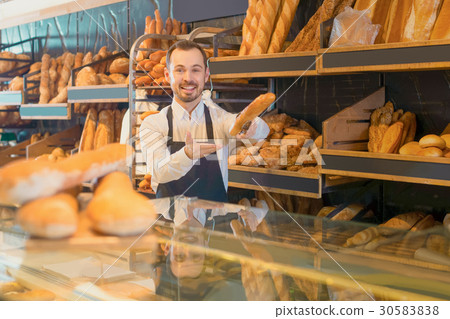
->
[1,196,449,301]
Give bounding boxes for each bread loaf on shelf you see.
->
[17,193,78,239]
[402,0,442,41]
[76,67,98,86]
[79,108,98,152]
[0,143,134,205]
[38,54,51,104]
[94,110,114,150]
[431,0,450,39]
[109,57,129,74]
[239,0,259,55]
[86,172,156,236]
[249,0,282,55]
[57,52,74,93]
[379,211,425,235]
[268,0,301,53]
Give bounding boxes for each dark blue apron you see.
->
[156,105,228,202]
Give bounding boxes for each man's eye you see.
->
[193,69,201,73]
[174,253,185,262]
[175,69,183,73]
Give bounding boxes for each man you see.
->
[140,40,269,201]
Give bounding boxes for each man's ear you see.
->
[205,67,210,84]
[164,67,171,83]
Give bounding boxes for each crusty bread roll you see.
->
[0,51,16,73]
[97,73,115,85]
[109,57,129,74]
[8,76,23,92]
[419,134,446,149]
[440,134,450,148]
[403,0,441,41]
[94,110,114,150]
[86,172,156,236]
[49,86,68,104]
[230,93,275,136]
[345,227,379,247]
[249,0,282,55]
[17,193,78,239]
[431,0,450,39]
[417,147,443,157]
[267,0,301,54]
[0,143,134,205]
[109,73,127,84]
[149,50,167,63]
[76,67,98,86]
[399,141,422,155]
[379,211,425,235]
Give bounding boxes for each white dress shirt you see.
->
[139,90,270,191]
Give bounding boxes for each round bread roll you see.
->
[97,73,115,85]
[441,134,450,149]
[109,57,129,74]
[17,193,78,239]
[87,172,156,236]
[444,149,450,158]
[417,147,443,157]
[399,141,422,155]
[419,134,446,149]
[76,67,98,86]
[109,73,127,84]
[8,76,23,91]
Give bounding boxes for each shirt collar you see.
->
[171,98,204,123]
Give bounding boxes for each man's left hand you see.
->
[236,120,257,139]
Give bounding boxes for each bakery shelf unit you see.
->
[0,91,22,106]
[319,87,450,187]
[67,51,129,104]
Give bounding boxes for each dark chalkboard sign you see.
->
[173,0,247,22]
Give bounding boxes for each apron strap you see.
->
[166,106,174,148]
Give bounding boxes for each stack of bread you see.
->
[34,147,71,162]
[368,102,417,154]
[344,212,439,251]
[135,50,170,97]
[239,191,323,215]
[286,0,356,52]
[229,113,321,173]
[0,51,31,76]
[78,107,126,152]
[239,0,302,55]
[136,10,187,62]
[400,131,450,158]
[138,174,153,193]
[355,0,449,43]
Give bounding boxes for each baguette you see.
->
[57,52,74,93]
[0,143,133,205]
[379,121,403,153]
[79,108,98,152]
[17,193,78,239]
[379,211,425,236]
[94,110,114,150]
[155,9,163,49]
[431,0,450,39]
[87,172,156,236]
[249,0,282,55]
[49,86,68,104]
[384,0,413,43]
[82,51,93,66]
[239,0,259,55]
[114,109,123,143]
[229,93,276,136]
[73,52,84,69]
[38,54,51,104]
[267,0,301,54]
[403,0,441,41]
[344,227,379,247]
[48,58,58,99]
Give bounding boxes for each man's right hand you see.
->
[184,131,222,160]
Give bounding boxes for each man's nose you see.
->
[182,70,192,82]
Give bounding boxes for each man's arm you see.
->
[139,117,198,185]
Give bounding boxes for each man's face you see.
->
[165,48,209,105]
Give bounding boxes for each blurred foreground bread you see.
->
[2,289,55,301]
[87,172,156,236]
[17,193,78,239]
[0,143,134,205]
[229,93,275,136]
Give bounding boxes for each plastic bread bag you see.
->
[329,6,381,47]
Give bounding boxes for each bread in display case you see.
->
[1,196,449,301]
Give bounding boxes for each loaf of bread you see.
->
[399,141,422,155]
[0,51,16,73]
[0,143,133,205]
[380,121,403,153]
[114,109,123,143]
[267,0,301,54]
[57,52,74,93]
[384,0,414,43]
[82,51,93,65]
[431,0,450,39]
[2,289,56,301]
[38,54,51,104]
[249,0,282,55]
[239,0,259,55]
[76,67,98,86]
[109,57,129,74]
[344,227,380,247]
[230,93,275,136]
[398,111,415,147]
[0,282,24,294]
[96,73,114,85]
[403,0,441,41]
[109,73,127,84]
[379,211,425,235]
[17,193,78,239]
[79,108,98,152]
[417,147,443,157]
[48,58,58,98]
[94,110,114,150]
[86,172,156,236]
[49,85,68,104]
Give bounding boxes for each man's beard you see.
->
[175,81,204,102]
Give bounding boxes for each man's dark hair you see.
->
[166,40,208,69]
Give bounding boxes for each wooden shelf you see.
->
[20,103,70,120]
[209,51,318,79]
[318,40,450,74]
[68,84,129,103]
[320,149,450,187]
[0,91,22,106]
[228,165,321,198]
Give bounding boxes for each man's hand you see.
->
[184,131,222,160]
[236,120,257,139]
